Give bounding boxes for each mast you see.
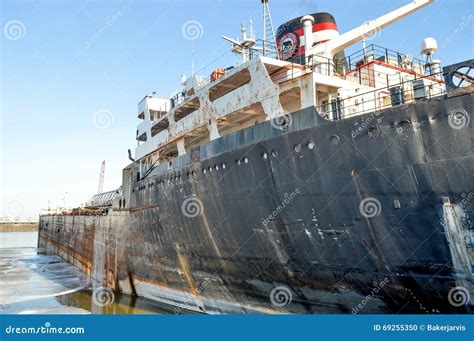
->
[261,0,278,58]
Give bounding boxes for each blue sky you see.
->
[1,0,472,219]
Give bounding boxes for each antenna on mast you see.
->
[261,0,278,58]
[222,21,257,63]
[97,160,105,194]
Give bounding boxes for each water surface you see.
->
[0,232,179,314]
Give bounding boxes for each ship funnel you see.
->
[276,12,341,64]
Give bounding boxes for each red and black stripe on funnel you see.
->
[276,12,339,61]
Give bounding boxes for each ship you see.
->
[38,0,473,314]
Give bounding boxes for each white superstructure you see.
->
[134,0,444,177]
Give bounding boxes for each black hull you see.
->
[39,92,473,314]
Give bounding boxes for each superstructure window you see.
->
[137,132,147,142]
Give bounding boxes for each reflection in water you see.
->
[57,291,190,314]
[0,232,185,315]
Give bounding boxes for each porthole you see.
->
[294,144,302,153]
[192,171,196,176]
[186,172,190,177]
[236,159,241,165]
[215,165,219,171]
[202,168,206,174]
[208,166,212,172]
[271,149,278,158]
[221,163,226,169]
[243,157,249,164]
[397,119,412,133]
[330,135,340,145]
[262,152,268,159]
[307,140,315,150]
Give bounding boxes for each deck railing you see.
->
[316,73,445,120]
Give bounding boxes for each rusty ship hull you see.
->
[38,86,473,314]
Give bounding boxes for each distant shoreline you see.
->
[0,223,38,232]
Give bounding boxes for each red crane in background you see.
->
[97,161,105,194]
